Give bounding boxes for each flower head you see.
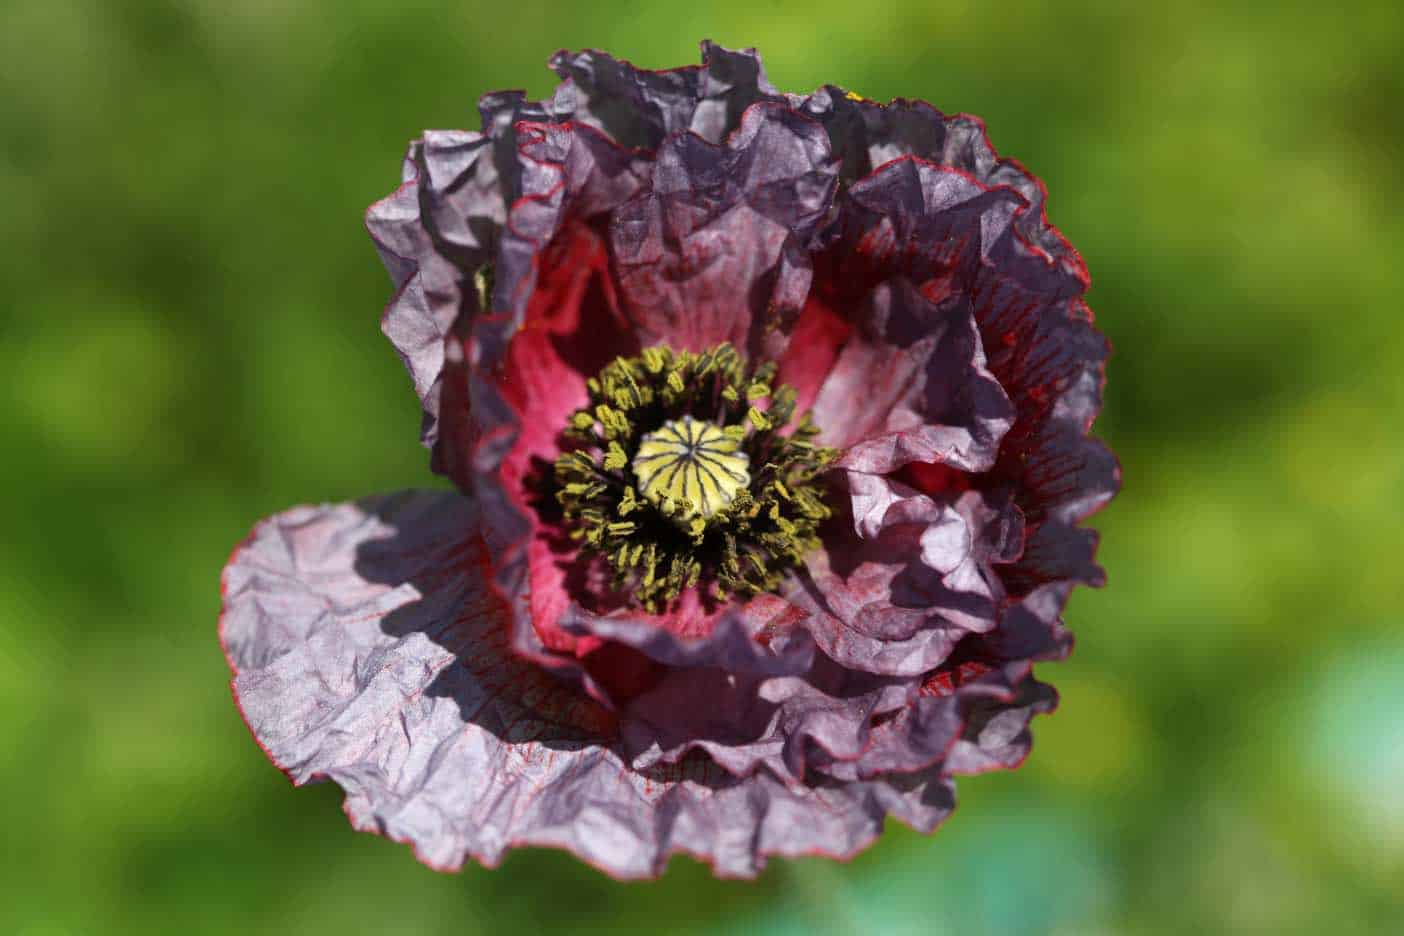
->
[220,41,1119,879]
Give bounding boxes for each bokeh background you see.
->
[4,1,1402,932]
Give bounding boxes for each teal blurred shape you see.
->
[725,800,1108,936]
[1303,640,1404,854]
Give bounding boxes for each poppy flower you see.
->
[220,41,1119,879]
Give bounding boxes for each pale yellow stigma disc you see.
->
[631,416,750,521]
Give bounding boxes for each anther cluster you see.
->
[552,343,835,610]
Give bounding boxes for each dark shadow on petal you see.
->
[349,494,619,750]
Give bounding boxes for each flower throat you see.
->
[552,343,835,611]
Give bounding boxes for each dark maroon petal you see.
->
[812,662,1021,781]
[619,668,790,779]
[549,41,782,149]
[791,660,1055,783]
[557,591,815,676]
[787,482,1023,677]
[404,117,653,692]
[976,281,1119,520]
[620,654,913,783]
[787,89,1117,691]
[839,155,1028,283]
[800,89,1088,292]
[972,278,1120,610]
[621,650,1048,790]
[609,102,838,360]
[463,122,651,686]
[365,86,630,492]
[979,582,1078,665]
[463,106,840,681]
[489,120,651,340]
[472,222,639,694]
[942,114,1089,294]
[220,491,957,879]
[454,122,654,689]
[798,89,948,183]
[942,670,1059,776]
[800,91,1115,529]
[819,693,965,780]
[810,278,1014,475]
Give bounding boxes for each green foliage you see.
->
[3,1,1402,933]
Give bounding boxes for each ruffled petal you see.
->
[461,105,840,683]
[942,670,1059,776]
[609,101,838,361]
[787,481,1022,677]
[970,278,1120,616]
[975,281,1120,524]
[365,89,579,490]
[221,491,959,879]
[813,662,1023,781]
[792,88,1118,665]
[489,120,651,340]
[799,88,1089,292]
[809,278,1014,475]
[558,591,814,675]
[462,120,650,688]
[620,654,913,783]
[620,649,1052,790]
[364,146,484,489]
[548,40,783,149]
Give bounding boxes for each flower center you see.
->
[632,416,750,522]
[552,343,836,611]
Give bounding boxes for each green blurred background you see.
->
[3,1,1401,932]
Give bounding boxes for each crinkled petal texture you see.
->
[229,41,1119,878]
[221,491,960,878]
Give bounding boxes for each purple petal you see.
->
[220,491,958,878]
[800,89,1089,292]
[810,278,1014,475]
[841,155,1028,277]
[557,592,815,676]
[798,89,949,182]
[549,41,782,149]
[943,671,1059,776]
[979,582,1078,664]
[620,667,791,780]
[343,52,1121,881]
[609,101,838,360]
[621,655,914,783]
[364,147,480,488]
[463,105,840,676]
[798,88,1118,646]
[621,649,1049,790]
[977,288,1120,526]
[458,120,655,684]
[787,483,1022,677]
[460,118,650,683]
[488,120,651,343]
